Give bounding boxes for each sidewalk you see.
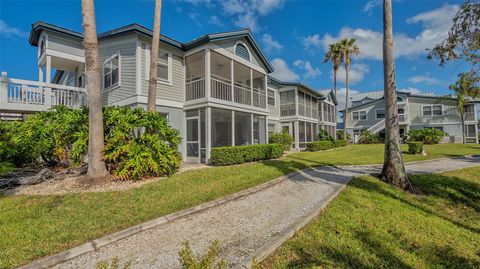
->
[34,156,480,269]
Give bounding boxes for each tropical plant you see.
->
[269,132,293,151]
[179,241,227,269]
[318,128,334,141]
[337,38,360,140]
[147,0,163,112]
[82,0,108,179]
[406,129,448,144]
[358,130,380,144]
[449,71,480,143]
[306,141,334,152]
[323,43,343,97]
[336,130,350,140]
[408,142,424,155]
[380,0,411,191]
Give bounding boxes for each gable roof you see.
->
[268,76,323,98]
[29,21,273,72]
[319,90,338,105]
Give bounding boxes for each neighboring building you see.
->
[342,91,479,144]
[0,21,338,162]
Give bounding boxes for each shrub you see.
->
[358,130,380,144]
[179,241,227,269]
[269,132,293,150]
[306,141,334,152]
[408,142,424,154]
[336,130,351,140]
[1,106,181,180]
[334,140,347,147]
[318,129,334,141]
[210,144,284,166]
[406,128,447,144]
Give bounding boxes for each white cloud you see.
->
[319,4,459,60]
[221,0,286,32]
[262,33,283,53]
[363,0,381,15]
[270,58,299,81]
[0,20,28,38]
[334,63,370,85]
[301,34,322,51]
[208,15,224,27]
[188,12,202,27]
[398,87,424,95]
[407,75,440,85]
[294,60,321,79]
[336,87,361,111]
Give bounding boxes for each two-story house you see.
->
[0,21,338,162]
[342,90,478,143]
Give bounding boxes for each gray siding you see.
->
[267,84,280,119]
[139,36,185,104]
[214,38,267,71]
[46,31,84,58]
[408,97,461,125]
[99,35,138,105]
[347,100,384,129]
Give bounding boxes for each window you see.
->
[103,54,120,89]
[211,108,232,147]
[465,124,476,138]
[145,44,171,84]
[268,90,275,106]
[253,115,266,144]
[423,105,442,116]
[352,111,367,120]
[157,51,169,82]
[376,109,385,119]
[268,123,275,137]
[235,43,250,61]
[235,111,251,146]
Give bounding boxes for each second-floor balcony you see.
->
[184,49,267,110]
[0,73,87,112]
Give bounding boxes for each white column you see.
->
[38,66,44,83]
[206,107,212,162]
[231,110,235,146]
[0,72,8,104]
[265,118,269,144]
[294,88,299,116]
[264,75,268,109]
[251,113,254,145]
[230,60,234,102]
[250,69,253,106]
[44,55,52,107]
[294,121,300,149]
[205,49,211,100]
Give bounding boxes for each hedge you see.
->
[408,142,424,154]
[306,141,334,152]
[334,140,347,147]
[210,143,284,166]
[269,132,293,151]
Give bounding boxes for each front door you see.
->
[186,117,200,163]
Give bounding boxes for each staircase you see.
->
[367,119,385,134]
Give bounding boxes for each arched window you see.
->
[397,96,404,102]
[235,43,250,61]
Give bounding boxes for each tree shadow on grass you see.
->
[350,176,480,234]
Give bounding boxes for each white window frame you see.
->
[375,108,385,120]
[267,89,276,106]
[103,53,121,91]
[352,110,367,121]
[421,104,443,117]
[145,44,173,85]
[234,41,251,62]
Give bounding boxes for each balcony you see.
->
[0,74,87,113]
[184,49,267,111]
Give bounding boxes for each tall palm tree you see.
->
[449,72,480,144]
[81,0,108,178]
[337,38,359,140]
[147,0,163,112]
[380,0,410,190]
[323,43,343,97]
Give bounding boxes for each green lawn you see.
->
[0,144,479,268]
[260,166,480,269]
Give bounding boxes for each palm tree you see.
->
[147,0,163,112]
[449,72,480,144]
[323,43,343,97]
[337,38,360,140]
[81,0,108,178]
[380,0,411,191]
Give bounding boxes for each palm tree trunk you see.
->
[461,112,466,144]
[333,69,337,98]
[343,65,349,141]
[82,0,108,178]
[147,0,163,112]
[380,0,411,191]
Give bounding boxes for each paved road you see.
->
[54,156,480,269]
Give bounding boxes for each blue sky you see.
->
[0,0,469,107]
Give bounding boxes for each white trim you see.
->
[44,49,85,63]
[234,40,251,61]
[109,95,184,109]
[144,45,173,86]
[421,104,443,117]
[102,53,121,91]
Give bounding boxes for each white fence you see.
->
[0,75,87,112]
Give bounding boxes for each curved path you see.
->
[42,156,480,268]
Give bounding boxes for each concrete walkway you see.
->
[53,156,480,269]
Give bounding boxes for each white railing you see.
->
[211,77,232,102]
[398,114,408,123]
[280,104,296,117]
[1,75,87,111]
[368,119,385,134]
[234,83,251,106]
[323,112,336,123]
[252,90,266,109]
[186,78,205,101]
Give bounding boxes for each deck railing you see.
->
[211,77,232,102]
[234,83,251,106]
[1,75,87,112]
[186,78,205,101]
[252,89,266,109]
